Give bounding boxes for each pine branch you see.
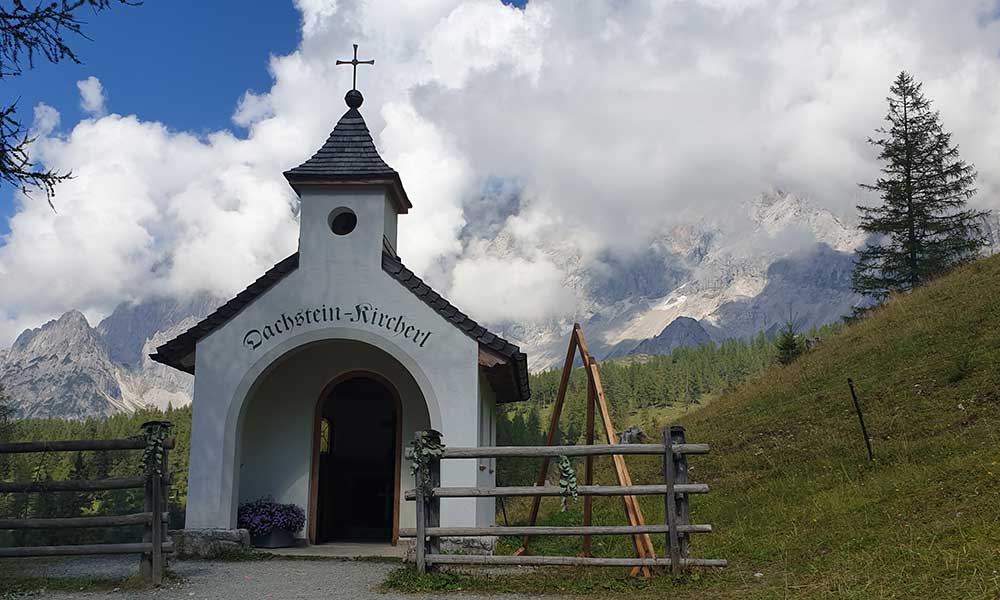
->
[0,0,139,202]
[0,100,69,208]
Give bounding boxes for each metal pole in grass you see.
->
[847,379,874,461]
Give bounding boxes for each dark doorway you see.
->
[315,376,398,543]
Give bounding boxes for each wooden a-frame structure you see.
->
[513,324,657,577]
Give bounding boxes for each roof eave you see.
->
[282,171,411,214]
[150,252,301,376]
[381,251,531,404]
[149,349,195,375]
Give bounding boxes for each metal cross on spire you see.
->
[336,44,375,91]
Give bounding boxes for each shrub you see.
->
[237,497,305,537]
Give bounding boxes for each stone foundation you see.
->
[403,536,496,562]
[441,535,496,555]
[170,528,251,558]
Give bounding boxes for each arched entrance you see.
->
[311,373,402,544]
[234,337,434,544]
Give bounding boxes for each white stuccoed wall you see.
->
[184,186,497,534]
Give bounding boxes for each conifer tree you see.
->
[775,320,802,366]
[0,383,11,439]
[853,71,987,299]
[0,384,11,484]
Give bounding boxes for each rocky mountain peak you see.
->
[11,310,101,355]
[1,294,216,419]
[59,309,90,327]
[1,309,129,419]
[628,316,712,356]
[97,292,220,366]
[746,190,864,253]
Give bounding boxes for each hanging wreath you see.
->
[405,429,445,497]
[557,455,578,512]
[138,421,173,476]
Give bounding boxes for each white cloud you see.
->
[233,90,274,127]
[76,76,106,116]
[30,103,60,137]
[4,0,1000,346]
[450,254,576,323]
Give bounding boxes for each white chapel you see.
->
[151,73,529,546]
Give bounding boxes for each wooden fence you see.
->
[401,425,727,576]
[0,421,174,584]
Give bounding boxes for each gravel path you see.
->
[2,556,551,600]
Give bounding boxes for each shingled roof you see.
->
[150,251,531,403]
[283,91,411,212]
[149,253,300,374]
[381,252,531,403]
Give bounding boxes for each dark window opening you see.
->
[329,209,357,235]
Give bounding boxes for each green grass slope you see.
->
[668,254,1000,598]
[394,256,1000,599]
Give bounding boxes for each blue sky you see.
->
[0,1,302,233]
[0,0,530,235]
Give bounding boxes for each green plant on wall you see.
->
[406,429,445,497]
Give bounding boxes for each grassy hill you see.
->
[393,255,1000,598]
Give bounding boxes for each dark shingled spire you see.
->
[283,89,411,212]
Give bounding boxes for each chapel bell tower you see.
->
[283,46,410,272]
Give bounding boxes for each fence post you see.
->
[428,454,441,566]
[669,425,690,558]
[150,454,163,585]
[139,421,170,585]
[161,440,171,556]
[662,425,681,576]
[140,458,153,582]
[414,433,427,574]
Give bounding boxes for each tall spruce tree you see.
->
[852,71,987,300]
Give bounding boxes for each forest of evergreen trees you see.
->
[0,403,191,547]
[496,331,788,485]
[0,326,826,543]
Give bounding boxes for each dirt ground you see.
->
[1,556,550,600]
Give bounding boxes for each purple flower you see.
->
[237,496,306,537]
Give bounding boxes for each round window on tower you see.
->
[328,207,357,236]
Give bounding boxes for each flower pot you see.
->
[251,528,296,549]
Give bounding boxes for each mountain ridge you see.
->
[495,190,867,369]
[0,297,218,419]
[0,190,869,419]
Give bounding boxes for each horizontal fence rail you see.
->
[0,512,168,530]
[426,555,729,568]
[405,425,727,576]
[404,483,709,500]
[0,422,174,585]
[440,443,709,458]
[0,477,147,494]
[400,524,712,537]
[0,542,175,558]
[0,438,175,454]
